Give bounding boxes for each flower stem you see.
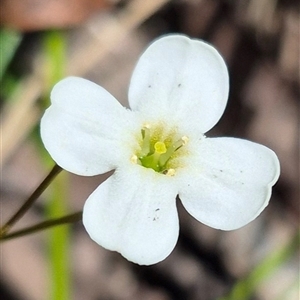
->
[0,211,82,242]
[0,164,62,237]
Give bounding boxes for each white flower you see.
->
[40,35,280,265]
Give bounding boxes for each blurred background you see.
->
[1,0,299,299]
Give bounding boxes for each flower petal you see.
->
[82,165,179,265]
[41,77,136,176]
[128,35,229,134]
[178,137,280,230]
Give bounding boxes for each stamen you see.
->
[159,136,187,167]
[140,125,151,156]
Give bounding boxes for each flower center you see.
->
[132,124,188,176]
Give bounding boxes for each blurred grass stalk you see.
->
[42,31,71,300]
[0,28,22,80]
[220,230,300,300]
[47,171,71,300]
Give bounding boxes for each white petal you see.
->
[178,137,280,230]
[82,165,179,265]
[128,35,229,134]
[41,77,136,176]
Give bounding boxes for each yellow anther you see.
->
[130,155,138,164]
[154,142,167,154]
[143,123,151,129]
[182,136,189,145]
[166,169,176,176]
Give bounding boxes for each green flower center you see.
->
[132,124,188,176]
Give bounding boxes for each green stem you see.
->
[0,164,62,236]
[0,211,82,242]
